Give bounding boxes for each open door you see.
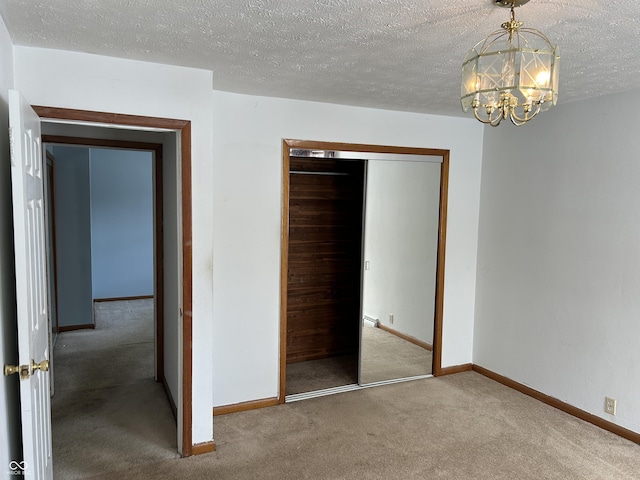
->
[5,90,53,479]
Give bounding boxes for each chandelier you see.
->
[460,0,559,126]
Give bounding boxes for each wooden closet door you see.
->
[287,158,365,363]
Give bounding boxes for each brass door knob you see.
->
[5,359,49,379]
[31,359,49,374]
[4,364,20,376]
[4,364,31,379]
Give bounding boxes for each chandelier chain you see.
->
[501,4,523,41]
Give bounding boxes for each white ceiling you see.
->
[1,0,639,117]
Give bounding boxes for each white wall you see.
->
[12,45,485,440]
[212,91,484,406]
[0,13,22,474]
[363,160,441,344]
[50,146,94,328]
[13,46,215,445]
[161,130,182,413]
[475,89,640,434]
[90,148,154,299]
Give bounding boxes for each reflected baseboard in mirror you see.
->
[360,323,432,385]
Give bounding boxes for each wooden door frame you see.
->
[279,139,450,402]
[33,106,195,457]
[44,151,60,336]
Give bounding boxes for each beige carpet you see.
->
[52,303,640,479]
[52,299,178,479]
[87,371,640,480]
[286,324,432,395]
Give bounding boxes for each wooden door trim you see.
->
[35,107,195,457]
[280,139,450,402]
[279,140,291,402]
[45,152,60,335]
[432,150,449,376]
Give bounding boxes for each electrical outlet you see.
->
[389,314,394,325]
[605,397,617,415]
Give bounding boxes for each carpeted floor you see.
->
[52,302,640,479]
[89,372,640,480]
[286,324,432,395]
[51,299,178,480]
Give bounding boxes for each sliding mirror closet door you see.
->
[359,159,441,385]
[282,143,446,400]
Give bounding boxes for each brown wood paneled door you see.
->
[287,157,365,364]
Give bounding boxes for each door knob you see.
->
[4,359,48,379]
[4,364,20,376]
[31,359,49,374]
[4,364,31,379]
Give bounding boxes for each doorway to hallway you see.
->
[33,105,196,456]
[43,138,176,476]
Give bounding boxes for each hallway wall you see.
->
[90,148,154,299]
[50,145,93,328]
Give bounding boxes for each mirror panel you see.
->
[360,160,441,384]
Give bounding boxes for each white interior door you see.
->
[8,89,53,480]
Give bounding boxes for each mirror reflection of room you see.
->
[285,151,442,398]
[360,160,440,384]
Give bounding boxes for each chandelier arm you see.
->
[473,105,504,126]
[509,102,542,125]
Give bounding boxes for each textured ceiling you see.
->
[1,0,640,116]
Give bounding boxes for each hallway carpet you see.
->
[52,299,178,479]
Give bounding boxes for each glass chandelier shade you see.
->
[460,3,559,126]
